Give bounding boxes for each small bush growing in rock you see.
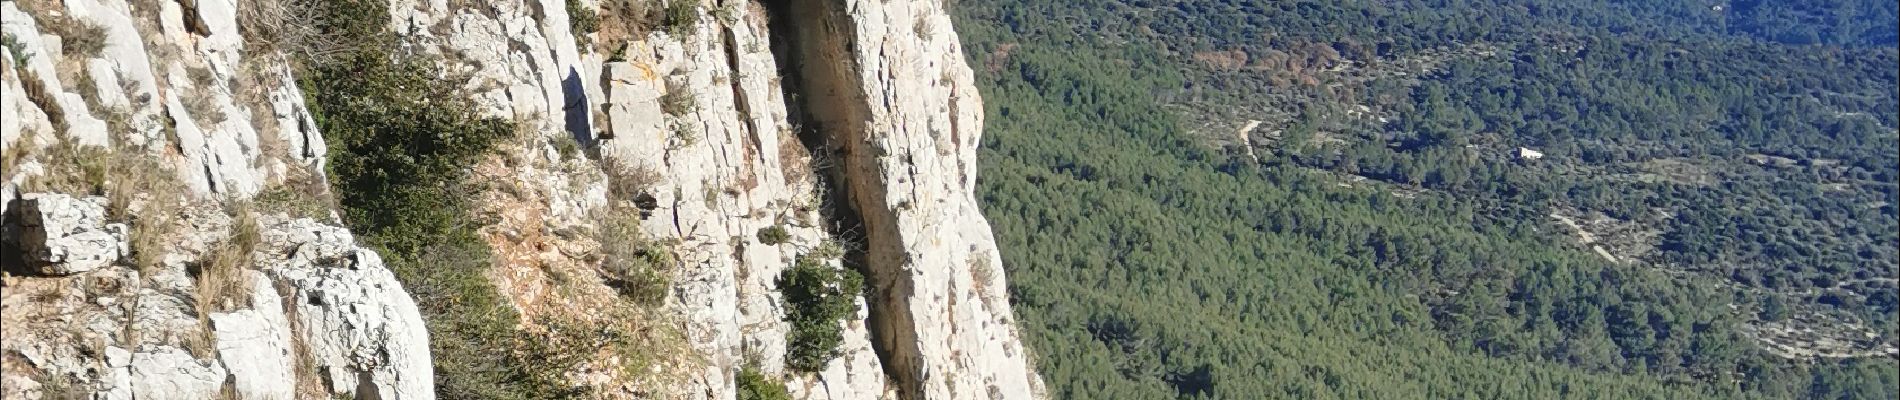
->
[193,205,259,312]
[810,239,846,260]
[671,123,700,147]
[590,0,660,48]
[567,0,600,44]
[301,0,570,396]
[2,33,31,66]
[599,212,674,305]
[237,0,346,62]
[553,135,581,160]
[46,16,108,58]
[662,0,699,38]
[660,82,697,116]
[778,255,864,373]
[603,157,663,201]
[756,225,791,245]
[736,365,792,400]
[35,373,82,400]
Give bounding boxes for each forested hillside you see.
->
[952,0,1898,398]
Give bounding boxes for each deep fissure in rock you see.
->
[758,0,926,397]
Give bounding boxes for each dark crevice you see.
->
[721,16,766,167]
[759,0,923,398]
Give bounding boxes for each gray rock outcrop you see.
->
[3,0,1043,398]
[260,217,434,400]
[7,193,129,276]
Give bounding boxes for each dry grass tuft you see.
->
[970,255,998,311]
[17,67,70,133]
[274,278,330,398]
[182,66,226,128]
[2,134,40,181]
[195,204,260,311]
[101,150,188,275]
[594,0,661,49]
[21,141,111,195]
[235,57,288,165]
[40,16,108,58]
[186,204,261,358]
[254,166,337,222]
[603,156,664,202]
[237,0,352,64]
[595,210,674,305]
[779,128,814,184]
[14,128,188,274]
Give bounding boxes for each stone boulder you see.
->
[259,217,434,400]
[7,193,129,275]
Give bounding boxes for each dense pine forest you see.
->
[951,0,1899,398]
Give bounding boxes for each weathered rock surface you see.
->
[774,0,1047,397]
[7,193,129,275]
[4,0,1042,398]
[1,0,428,397]
[210,275,295,400]
[128,347,229,400]
[1,201,431,400]
[391,0,900,397]
[259,217,434,400]
[0,0,323,203]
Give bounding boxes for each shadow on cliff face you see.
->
[562,67,596,147]
[759,0,923,395]
[0,199,35,277]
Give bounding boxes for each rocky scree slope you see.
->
[0,0,1042,398]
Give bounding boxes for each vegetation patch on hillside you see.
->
[778,253,863,373]
[294,0,580,397]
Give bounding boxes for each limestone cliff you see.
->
[0,0,1040,398]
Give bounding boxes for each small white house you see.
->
[1516,147,1545,161]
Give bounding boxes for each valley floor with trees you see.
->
[951,0,1899,398]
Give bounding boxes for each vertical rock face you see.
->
[770,0,1044,397]
[3,0,1040,398]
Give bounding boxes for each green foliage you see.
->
[566,0,599,44]
[756,225,791,246]
[661,0,698,38]
[809,240,845,260]
[599,213,674,305]
[671,123,699,146]
[709,1,738,25]
[553,135,581,160]
[736,365,792,400]
[1,33,30,66]
[777,256,863,373]
[299,0,577,397]
[46,16,107,58]
[660,83,697,116]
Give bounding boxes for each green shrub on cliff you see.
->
[778,255,864,373]
[300,0,581,397]
[736,365,793,400]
